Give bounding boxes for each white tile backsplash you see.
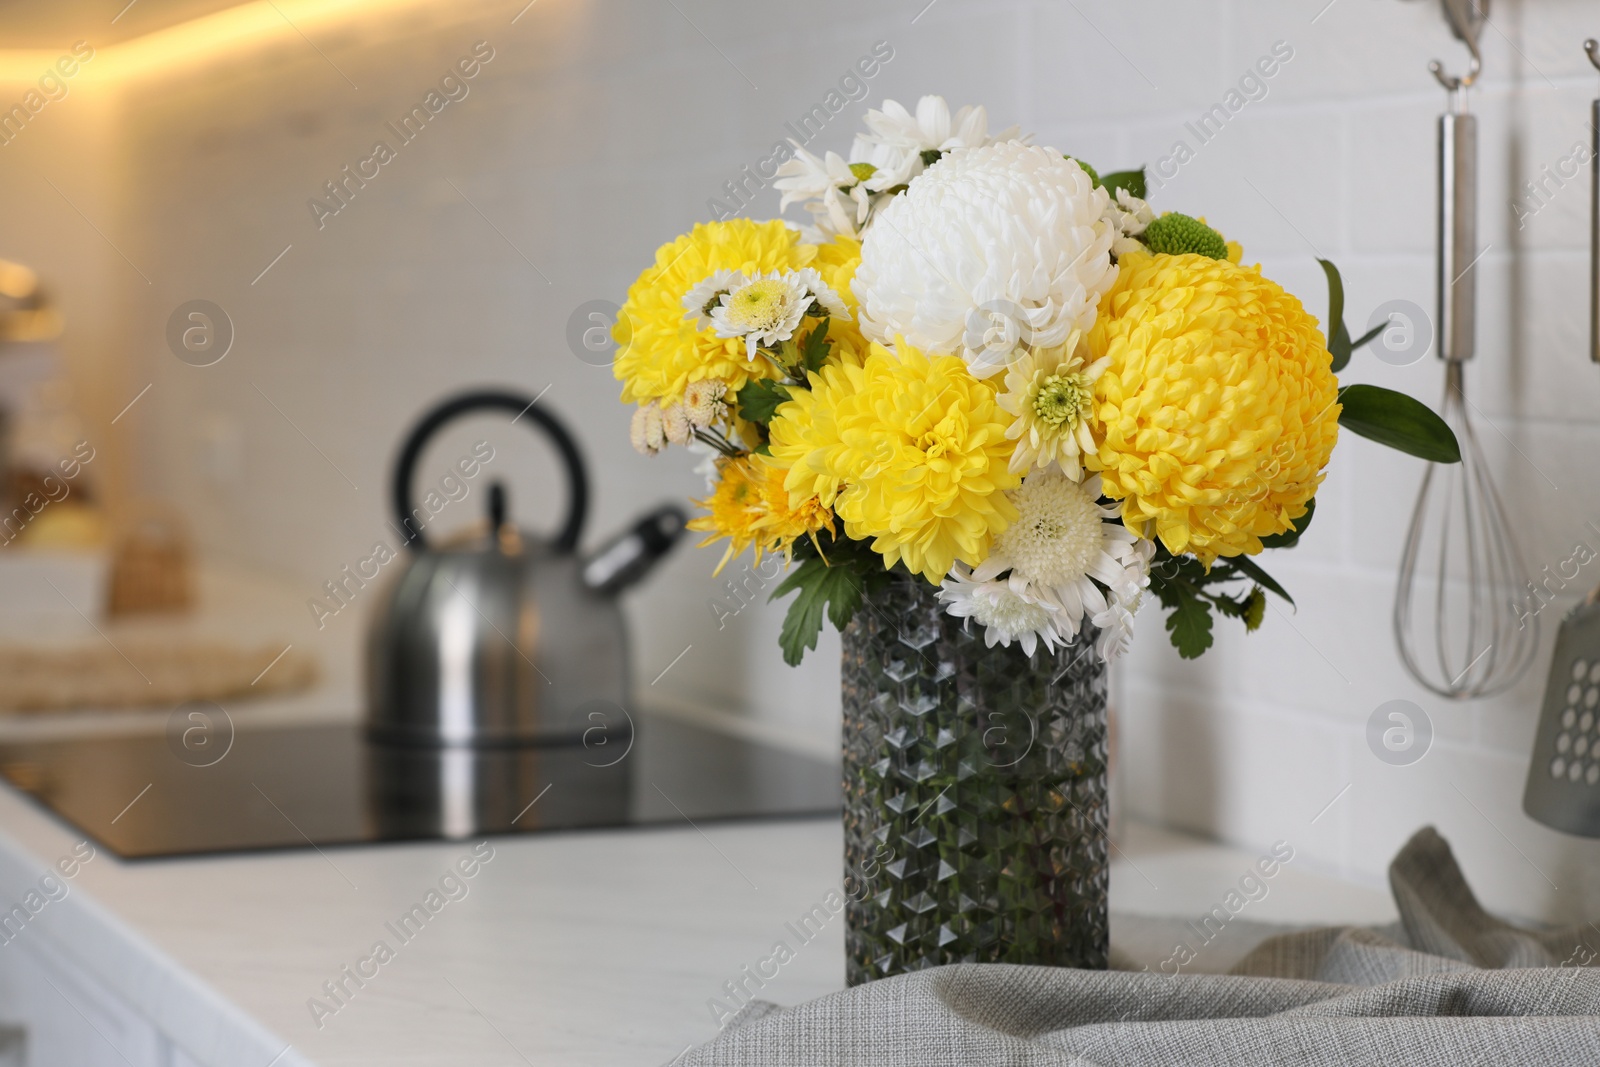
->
[5,0,1600,921]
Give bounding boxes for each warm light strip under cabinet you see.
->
[0,0,446,85]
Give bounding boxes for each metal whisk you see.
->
[1393,1,1538,700]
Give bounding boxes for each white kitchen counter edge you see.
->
[0,803,307,1067]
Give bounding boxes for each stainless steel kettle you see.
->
[365,389,685,747]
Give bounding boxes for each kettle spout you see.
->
[581,504,688,595]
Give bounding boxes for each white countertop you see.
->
[0,753,1399,1067]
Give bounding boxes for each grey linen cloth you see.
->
[672,827,1600,1066]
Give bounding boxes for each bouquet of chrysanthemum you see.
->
[613,96,1458,666]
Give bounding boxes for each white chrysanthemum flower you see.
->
[682,379,729,428]
[629,402,666,456]
[1103,187,1157,258]
[1112,534,1156,600]
[1092,533,1154,662]
[972,472,1146,633]
[681,270,745,328]
[1093,588,1143,662]
[998,330,1111,478]
[703,270,846,359]
[856,96,1023,190]
[938,564,1074,657]
[852,142,1117,378]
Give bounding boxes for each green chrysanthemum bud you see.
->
[1244,587,1266,631]
[1143,212,1229,260]
[1064,156,1101,188]
[848,162,877,184]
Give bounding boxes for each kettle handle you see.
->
[391,389,588,552]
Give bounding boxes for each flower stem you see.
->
[693,428,743,458]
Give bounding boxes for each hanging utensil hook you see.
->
[1586,38,1600,73]
[1429,0,1486,94]
[1429,37,1481,92]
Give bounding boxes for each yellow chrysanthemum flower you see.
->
[767,339,1019,583]
[687,454,835,574]
[1085,251,1340,564]
[811,234,870,365]
[613,220,815,408]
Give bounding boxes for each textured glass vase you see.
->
[839,572,1109,985]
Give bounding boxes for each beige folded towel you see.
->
[0,638,317,711]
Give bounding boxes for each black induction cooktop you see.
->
[0,711,840,859]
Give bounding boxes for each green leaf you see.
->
[801,317,831,374]
[1100,167,1147,201]
[826,567,867,630]
[770,554,822,601]
[770,550,879,666]
[772,558,830,667]
[1318,258,1354,374]
[1208,585,1266,633]
[1258,498,1316,550]
[1224,553,1294,607]
[1165,593,1214,659]
[1147,551,1205,601]
[1210,592,1251,620]
[735,379,791,427]
[1337,383,1462,464]
[1318,258,1345,339]
[1350,321,1386,352]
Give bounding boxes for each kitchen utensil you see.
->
[1587,39,1600,365]
[1522,591,1600,835]
[1524,41,1600,836]
[365,389,686,746]
[1393,10,1538,699]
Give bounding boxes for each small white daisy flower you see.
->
[857,95,1024,188]
[789,268,849,319]
[682,270,745,329]
[997,330,1111,478]
[707,270,846,360]
[774,146,874,239]
[848,134,917,193]
[1104,187,1157,258]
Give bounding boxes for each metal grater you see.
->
[1523,595,1600,836]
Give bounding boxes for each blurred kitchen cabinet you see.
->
[0,935,177,1066]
